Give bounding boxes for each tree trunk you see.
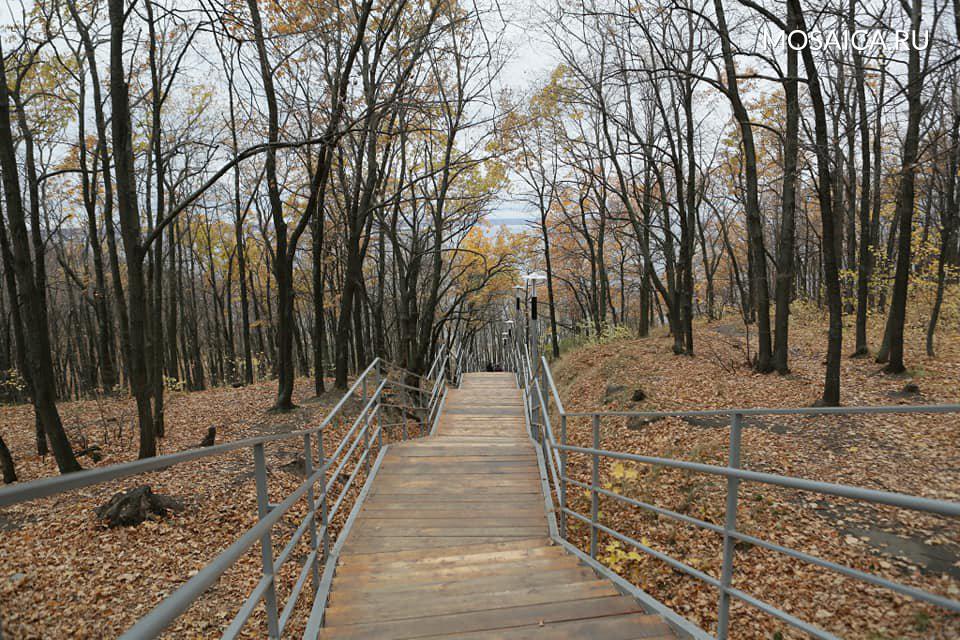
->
[714,0,773,372]
[109,0,155,457]
[0,44,81,472]
[927,89,959,356]
[773,5,799,374]
[852,0,873,357]
[880,0,923,374]
[789,0,842,405]
[0,434,15,483]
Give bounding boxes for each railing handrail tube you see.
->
[562,475,960,613]
[0,345,462,640]
[514,352,960,640]
[560,404,960,418]
[540,356,565,414]
[555,442,960,516]
[119,461,326,639]
[322,379,389,490]
[0,358,384,508]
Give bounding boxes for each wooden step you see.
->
[328,567,598,601]
[324,581,619,626]
[318,596,645,639]
[423,613,673,639]
[335,538,553,566]
[331,555,583,589]
[341,535,544,554]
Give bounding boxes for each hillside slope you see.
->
[550,315,959,639]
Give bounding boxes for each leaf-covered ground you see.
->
[551,308,960,639]
[0,309,957,639]
[0,377,423,638]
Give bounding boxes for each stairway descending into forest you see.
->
[315,372,676,639]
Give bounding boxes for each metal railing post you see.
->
[374,367,383,449]
[590,414,600,559]
[533,386,541,443]
[302,433,320,593]
[376,397,383,449]
[317,434,330,559]
[363,410,372,474]
[252,443,280,638]
[717,412,743,640]
[541,358,549,418]
[560,413,567,539]
[419,385,426,436]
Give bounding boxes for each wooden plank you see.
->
[384,453,534,460]
[358,512,545,523]
[362,500,543,509]
[324,581,619,625]
[369,490,541,500]
[332,555,582,588]
[388,448,532,457]
[362,497,545,509]
[378,467,538,476]
[335,538,554,567]
[328,568,598,601]
[374,478,540,490]
[341,535,543,554]
[357,517,546,528]
[348,525,547,537]
[423,614,673,639]
[318,596,644,639]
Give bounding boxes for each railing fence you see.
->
[512,342,960,640]
[0,344,464,639]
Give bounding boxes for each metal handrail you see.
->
[514,345,960,640]
[0,358,383,508]
[0,350,453,639]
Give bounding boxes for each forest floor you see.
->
[0,376,423,638]
[551,305,960,640]
[0,309,957,639]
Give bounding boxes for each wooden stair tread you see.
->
[331,556,583,588]
[423,613,673,639]
[325,581,620,625]
[317,596,645,639]
[328,567,598,600]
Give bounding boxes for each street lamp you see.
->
[522,273,547,367]
[503,320,515,371]
[513,284,524,313]
[524,272,546,320]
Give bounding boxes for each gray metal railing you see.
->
[0,346,456,639]
[512,344,960,640]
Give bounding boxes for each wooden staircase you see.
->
[319,372,676,639]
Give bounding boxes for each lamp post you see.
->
[503,320,514,371]
[513,284,525,355]
[523,273,547,370]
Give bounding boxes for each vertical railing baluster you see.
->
[590,414,600,559]
[302,433,320,593]
[317,433,330,560]
[376,394,383,449]
[530,380,540,442]
[252,443,280,638]
[419,386,426,436]
[717,412,743,640]
[363,408,372,474]
[560,413,567,539]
